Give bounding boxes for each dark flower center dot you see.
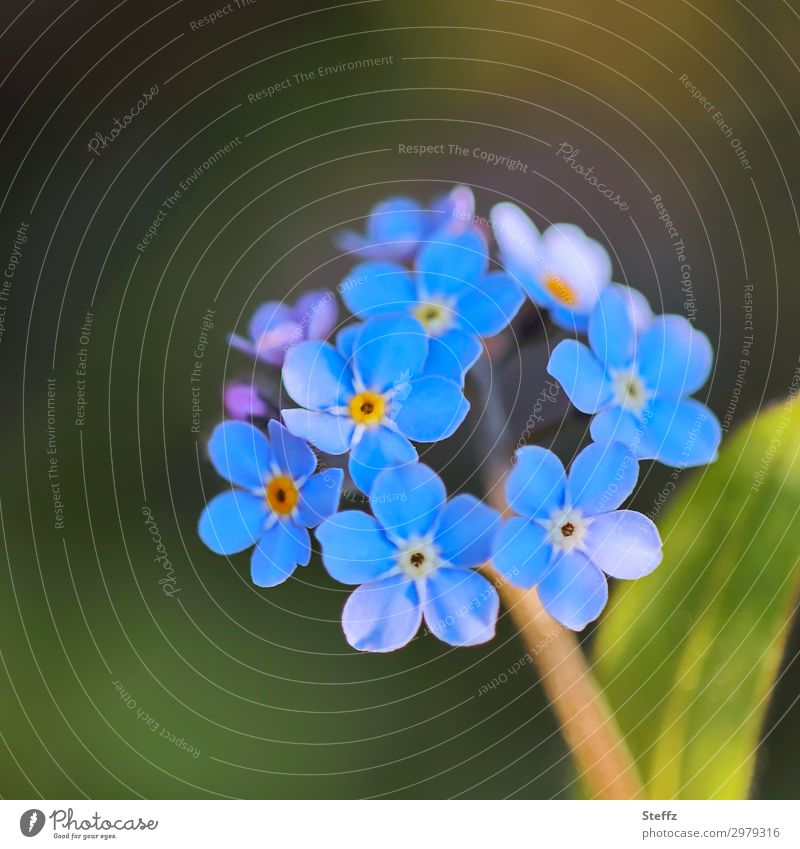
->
[560,522,575,537]
[410,552,426,567]
[360,400,374,415]
[275,488,286,503]
[423,308,439,322]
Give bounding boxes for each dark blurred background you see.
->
[0,0,798,798]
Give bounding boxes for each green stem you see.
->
[470,353,644,800]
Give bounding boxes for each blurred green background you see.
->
[1,0,798,799]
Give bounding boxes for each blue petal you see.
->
[335,322,363,361]
[282,340,354,410]
[640,398,721,467]
[455,272,524,336]
[638,316,713,398]
[268,419,317,480]
[589,405,644,452]
[537,552,608,631]
[422,567,499,646]
[416,228,489,297]
[567,442,639,516]
[317,510,397,584]
[295,469,343,527]
[550,305,591,333]
[248,301,293,340]
[208,421,271,490]
[491,517,553,588]
[352,314,427,393]
[424,330,482,382]
[584,510,662,579]
[547,340,612,414]
[588,286,636,368]
[393,375,470,442]
[367,197,427,247]
[506,446,566,520]
[342,574,422,652]
[198,490,266,555]
[370,463,445,543]
[250,520,310,586]
[281,409,354,455]
[341,260,417,318]
[348,426,417,494]
[434,494,501,568]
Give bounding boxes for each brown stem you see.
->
[471,354,644,800]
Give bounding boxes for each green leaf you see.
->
[594,398,800,799]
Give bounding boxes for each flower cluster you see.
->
[196,188,721,651]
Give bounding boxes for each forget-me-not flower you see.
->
[490,202,612,330]
[228,290,338,366]
[492,442,662,630]
[198,419,343,586]
[317,463,501,652]
[335,185,476,262]
[339,227,523,382]
[281,314,470,493]
[548,285,721,467]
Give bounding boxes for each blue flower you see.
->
[490,202,612,330]
[492,442,662,630]
[198,420,343,587]
[282,314,470,493]
[228,290,338,366]
[339,227,523,383]
[335,185,476,262]
[317,463,501,652]
[548,286,721,467]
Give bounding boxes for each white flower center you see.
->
[395,538,440,579]
[541,506,588,554]
[611,365,650,416]
[413,297,455,336]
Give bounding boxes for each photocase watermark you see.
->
[46,377,65,531]
[477,624,563,695]
[87,84,159,158]
[247,55,394,102]
[515,379,560,453]
[751,361,800,493]
[651,193,695,321]
[141,506,180,596]
[397,142,528,173]
[554,143,630,211]
[114,679,200,759]
[190,306,216,434]
[136,137,243,252]
[678,73,752,170]
[0,221,28,348]
[188,0,256,31]
[721,283,753,434]
[74,309,93,428]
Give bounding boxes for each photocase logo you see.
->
[19,809,45,837]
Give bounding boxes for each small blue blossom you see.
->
[339,227,523,383]
[335,185,476,262]
[492,442,662,630]
[228,290,337,366]
[490,202,613,331]
[317,463,501,652]
[281,314,470,493]
[198,420,343,587]
[548,286,721,467]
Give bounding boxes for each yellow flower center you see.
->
[348,391,386,426]
[413,300,453,335]
[543,273,578,306]
[265,475,299,515]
